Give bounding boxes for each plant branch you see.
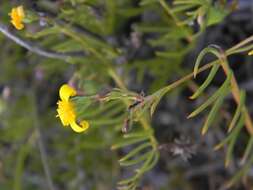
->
[158,0,193,42]
[108,69,158,148]
[35,128,56,190]
[0,22,85,60]
[155,35,253,135]
[219,56,253,135]
[158,0,180,25]
[32,93,55,190]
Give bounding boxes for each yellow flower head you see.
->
[56,84,89,133]
[248,50,253,56]
[9,6,25,30]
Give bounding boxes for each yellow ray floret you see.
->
[56,84,89,133]
[248,50,253,56]
[9,6,25,30]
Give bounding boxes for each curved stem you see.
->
[162,35,253,92]
[0,23,84,60]
[109,69,158,149]
[219,59,253,135]
[157,35,253,135]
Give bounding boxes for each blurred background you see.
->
[0,0,253,190]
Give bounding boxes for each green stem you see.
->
[14,133,36,190]
[109,69,158,149]
[158,0,193,42]
[59,26,106,63]
[160,34,253,95]
[31,92,56,190]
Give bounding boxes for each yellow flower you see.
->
[248,50,253,56]
[56,84,89,133]
[9,6,25,30]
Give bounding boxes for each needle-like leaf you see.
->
[241,136,253,164]
[119,142,151,162]
[190,63,220,99]
[201,84,229,135]
[225,114,245,167]
[194,45,225,78]
[111,136,149,150]
[188,71,231,118]
[228,90,246,132]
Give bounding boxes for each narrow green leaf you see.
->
[14,144,31,190]
[111,136,149,150]
[190,64,220,99]
[118,176,138,185]
[214,111,246,151]
[150,88,168,116]
[118,7,146,17]
[194,45,225,78]
[207,7,228,26]
[90,116,124,127]
[188,71,231,118]
[105,88,137,101]
[150,98,161,117]
[228,90,246,132]
[241,136,253,164]
[79,101,116,118]
[226,153,253,188]
[214,134,232,150]
[201,84,229,135]
[26,26,60,39]
[119,142,151,162]
[135,151,155,174]
[102,104,125,118]
[171,4,197,13]
[174,0,202,5]
[14,134,35,190]
[129,183,138,190]
[52,39,83,52]
[140,0,157,6]
[139,151,159,173]
[225,114,245,167]
[123,130,153,139]
[120,152,152,166]
[228,44,253,55]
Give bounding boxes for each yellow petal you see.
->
[56,100,76,126]
[9,8,17,18]
[9,6,25,30]
[59,84,77,101]
[248,50,253,56]
[56,108,70,126]
[17,6,25,19]
[56,113,69,126]
[11,20,24,30]
[80,120,89,130]
[70,120,89,133]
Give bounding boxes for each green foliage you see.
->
[0,0,252,190]
[134,37,253,188]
